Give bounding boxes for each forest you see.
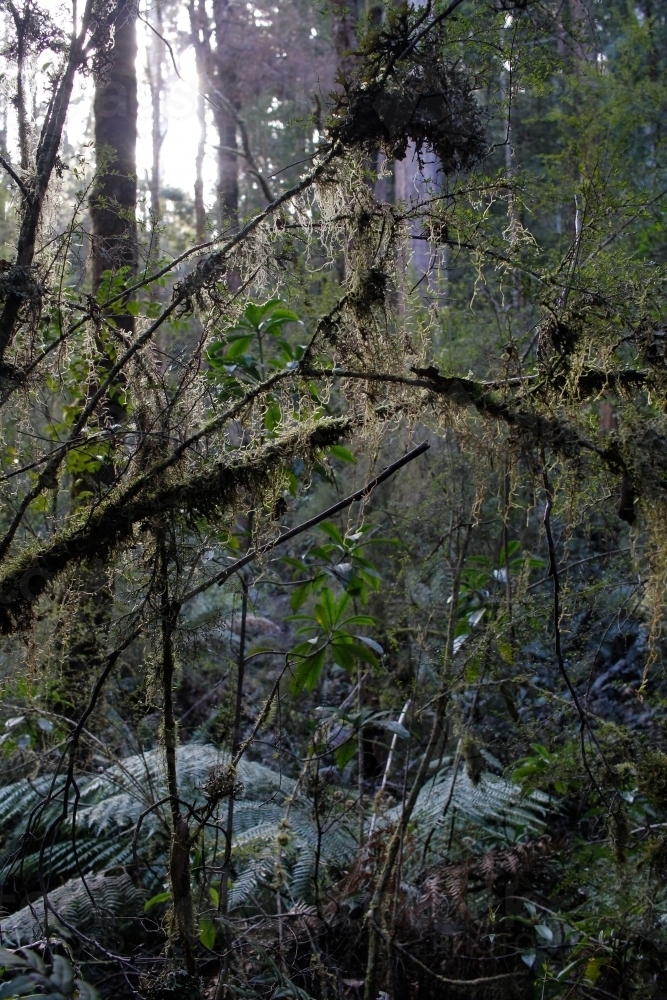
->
[0,0,665,996]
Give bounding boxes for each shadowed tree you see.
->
[90,0,138,313]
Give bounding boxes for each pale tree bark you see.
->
[330,0,358,82]
[393,0,446,304]
[6,1,30,171]
[194,92,207,239]
[189,0,209,240]
[145,0,165,259]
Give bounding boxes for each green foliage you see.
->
[0,949,98,1000]
[287,587,381,692]
[206,299,303,407]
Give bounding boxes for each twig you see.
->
[184,441,431,598]
[391,935,519,986]
[541,457,613,804]
[368,699,410,836]
[0,153,31,201]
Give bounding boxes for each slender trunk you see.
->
[363,520,475,1000]
[358,665,365,846]
[189,0,210,240]
[60,0,138,718]
[500,45,519,312]
[0,103,7,246]
[15,38,29,171]
[0,0,94,359]
[159,533,197,973]
[213,96,238,233]
[146,1,164,258]
[221,575,248,914]
[194,89,207,240]
[217,515,252,998]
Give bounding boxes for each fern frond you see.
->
[0,873,141,945]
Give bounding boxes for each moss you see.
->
[637,750,667,810]
[0,417,351,634]
[461,734,484,785]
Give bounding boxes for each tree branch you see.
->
[0,153,31,201]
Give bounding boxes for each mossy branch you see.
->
[0,418,350,633]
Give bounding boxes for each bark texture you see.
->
[90,0,138,316]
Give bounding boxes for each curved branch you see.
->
[0,418,350,633]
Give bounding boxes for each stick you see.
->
[189,440,430,597]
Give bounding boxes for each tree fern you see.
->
[1,873,140,945]
[0,745,549,941]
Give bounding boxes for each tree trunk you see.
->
[211,0,239,235]
[190,0,209,240]
[90,0,138,317]
[60,0,138,719]
[146,0,165,259]
[194,93,207,240]
[330,0,358,82]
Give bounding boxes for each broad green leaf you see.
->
[290,646,326,693]
[334,739,358,769]
[0,977,36,999]
[584,956,608,983]
[354,635,384,655]
[199,917,217,950]
[290,581,312,612]
[264,400,281,431]
[144,890,171,911]
[318,522,345,546]
[328,445,356,464]
[223,335,254,360]
[342,614,376,627]
[331,638,379,670]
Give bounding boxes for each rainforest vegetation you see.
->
[0,0,665,996]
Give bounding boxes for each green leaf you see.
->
[144,890,171,911]
[0,976,37,998]
[290,646,326,693]
[126,300,140,316]
[199,917,217,951]
[334,739,358,769]
[264,400,281,431]
[290,580,312,612]
[50,955,73,994]
[354,635,384,656]
[342,614,376,627]
[313,588,350,630]
[222,335,254,360]
[318,522,345,545]
[331,637,379,670]
[328,445,356,464]
[209,885,220,907]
